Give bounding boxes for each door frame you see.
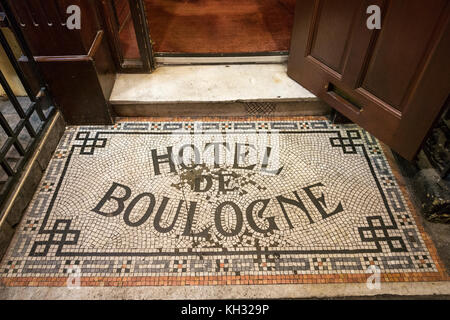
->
[116,1,295,66]
[101,0,154,73]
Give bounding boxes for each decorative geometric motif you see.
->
[2,260,22,274]
[329,130,362,154]
[74,131,107,155]
[397,214,414,226]
[115,260,133,273]
[29,220,80,257]
[381,176,396,187]
[369,145,383,155]
[358,216,407,253]
[413,255,434,269]
[23,220,39,232]
[40,182,54,192]
[299,122,311,130]
[150,123,161,131]
[0,120,447,287]
[257,122,269,130]
[362,256,380,268]
[221,122,232,130]
[62,259,80,274]
[312,257,330,271]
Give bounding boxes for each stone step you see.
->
[109,64,330,117]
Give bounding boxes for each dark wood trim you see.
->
[87,31,104,57]
[129,0,154,71]
[100,0,153,73]
[118,12,131,33]
[33,30,104,63]
[100,0,125,70]
[4,1,117,125]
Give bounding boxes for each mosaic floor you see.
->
[0,118,448,287]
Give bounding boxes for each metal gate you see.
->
[0,1,55,208]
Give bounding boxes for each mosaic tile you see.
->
[0,119,447,287]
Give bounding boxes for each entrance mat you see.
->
[144,0,296,53]
[1,119,447,287]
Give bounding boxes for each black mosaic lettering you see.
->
[182,201,210,239]
[246,199,279,234]
[233,143,257,170]
[151,146,177,176]
[177,144,201,170]
[193,175,213,192]
[123,193,156,227]
[153,197,183,233]
[302,183,344,220]
[92,182,131,217]
[205,142,230,168]
[215,201,244,237]
[218,172,239,194]
[276,191,314,227]
[260,146,283,175]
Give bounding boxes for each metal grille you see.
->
[244,101,276,116]
[0,1,55,207]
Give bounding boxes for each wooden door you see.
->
[287,0,450,160]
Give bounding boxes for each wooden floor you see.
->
[119,0,296,56]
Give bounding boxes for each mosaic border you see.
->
[1,118,448,286]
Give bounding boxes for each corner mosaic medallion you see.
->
[1,119,447,286]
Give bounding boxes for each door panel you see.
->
[309,0,360,74]
[360,0,447,111]
[288,0,450,160]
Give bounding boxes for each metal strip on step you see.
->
[155,55,289,65]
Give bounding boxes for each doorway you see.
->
[145,0,296,54]
[115,0,296,62]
